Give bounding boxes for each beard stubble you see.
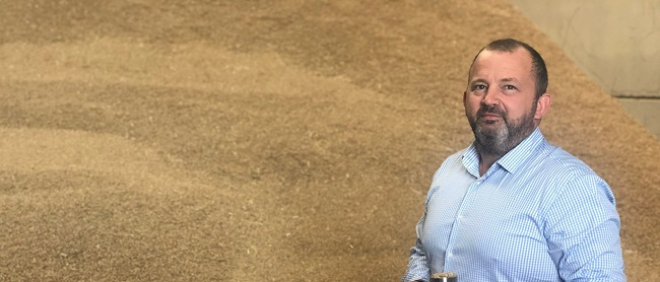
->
[468,103,537,157]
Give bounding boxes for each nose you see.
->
[481,87,499,106]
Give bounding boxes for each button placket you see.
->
[444,179,481,269]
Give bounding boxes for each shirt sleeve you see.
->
[401,211,430,282]
[543,174,626,281]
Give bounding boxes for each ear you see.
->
[534,93,551,120]
[463,91,468,108]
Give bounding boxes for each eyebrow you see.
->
[469,78,488,85]
[469,77,520,87]
[500,78,519,83]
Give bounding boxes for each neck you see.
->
[473,130,529,176]
[473,125,538,176]
[476,149,503,176]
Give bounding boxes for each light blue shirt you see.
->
[402,128,625,281]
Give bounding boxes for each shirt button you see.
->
[457,215,464,220]
[448,252,454,258]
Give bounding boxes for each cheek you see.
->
[465,103,479,118]
[501,100,530,119]
[465,97,481,113]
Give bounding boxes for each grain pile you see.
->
[0,0,658,281]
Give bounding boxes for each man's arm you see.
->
[543,174,626,281]
[401,212,430,282]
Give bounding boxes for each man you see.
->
[402,38,626,281]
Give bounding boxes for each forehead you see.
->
[469,48,533,81]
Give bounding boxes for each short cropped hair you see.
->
[470,38,548,100]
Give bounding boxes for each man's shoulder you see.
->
[441,148,471,168]
[430,148,470,177]
[525,145,614,209]
[447,148,468,160]
[537,144,602,180]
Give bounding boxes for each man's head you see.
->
[470,39,548,100]
[463,38,551,156]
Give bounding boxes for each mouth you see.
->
[478,113,502,121]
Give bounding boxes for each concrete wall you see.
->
[508,0,660,137]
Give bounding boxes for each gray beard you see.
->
[469,106,536,157]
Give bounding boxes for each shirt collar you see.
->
[462,127,546,176]
[496,128,546,174]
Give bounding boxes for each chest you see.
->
[422,170,552,261]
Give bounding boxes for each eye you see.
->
[473,84,487,91]
[504,85,517,90]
